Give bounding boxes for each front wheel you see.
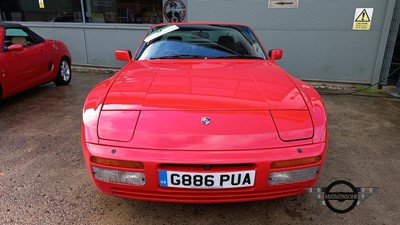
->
[53,58,71,85]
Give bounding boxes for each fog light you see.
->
[92,167,145,185]
[269,166,319,185]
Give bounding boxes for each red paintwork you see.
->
[7,44,23,52]
[82,22,328,203]
[0,26,71,99]
[269,48,283,63]
[270,110,313,141]
[115,50,132,62]
[103,60,307,111]
[98,110,140,141]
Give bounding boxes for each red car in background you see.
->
[82,22,327,203]
[0,23,72,100]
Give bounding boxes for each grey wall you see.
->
[188,0,395,83]
[21,0,397,84]
[26,23,148,68]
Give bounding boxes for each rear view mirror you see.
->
[268,49,283,63]
[115,50,132,62]
[8,44,24,52]
[191,31,209,39]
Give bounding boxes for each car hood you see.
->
[102,60,307,111]
[97,60,313,150]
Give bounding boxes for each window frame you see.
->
[2,26,45,51]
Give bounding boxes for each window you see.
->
[0,0,186,24]
[3,27,44,52]
[136,24,267,60]
[84,0,163,24]
[0,0,83,22]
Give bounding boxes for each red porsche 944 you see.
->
[82,22,327,203]
[0,23,72,101]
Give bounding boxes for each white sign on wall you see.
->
[268,0,298,8]
[163,0,187,22]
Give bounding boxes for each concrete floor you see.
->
[0,71,399,225]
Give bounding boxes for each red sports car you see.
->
[0,23,71,100]
[82,22,327,203]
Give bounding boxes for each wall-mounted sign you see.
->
[163,0,187,22]
[38,0,45,9]
[353,8,373,30]
[268,0,298,8]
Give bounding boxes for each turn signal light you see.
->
[91,157,144,169]
[271,156,321,168]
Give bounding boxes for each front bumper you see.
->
[82,142,327,203]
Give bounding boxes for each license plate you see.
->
[159,170,255,189]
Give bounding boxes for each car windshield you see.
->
[136,24,267,60]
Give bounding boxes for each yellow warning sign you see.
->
[353,8,373,30]
[355,9,370,22]
[39,0,45,9]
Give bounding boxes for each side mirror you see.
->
[8,44,24,52]
[115,50,132,62]
[268,48,283,63]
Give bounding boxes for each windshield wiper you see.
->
[212,55,265,60]
[150,54,207,60]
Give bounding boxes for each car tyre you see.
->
[53,58,71,85]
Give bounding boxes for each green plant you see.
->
[355,85,385,94]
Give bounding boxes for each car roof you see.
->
[0,22,45,43]
[0,22,26,29]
